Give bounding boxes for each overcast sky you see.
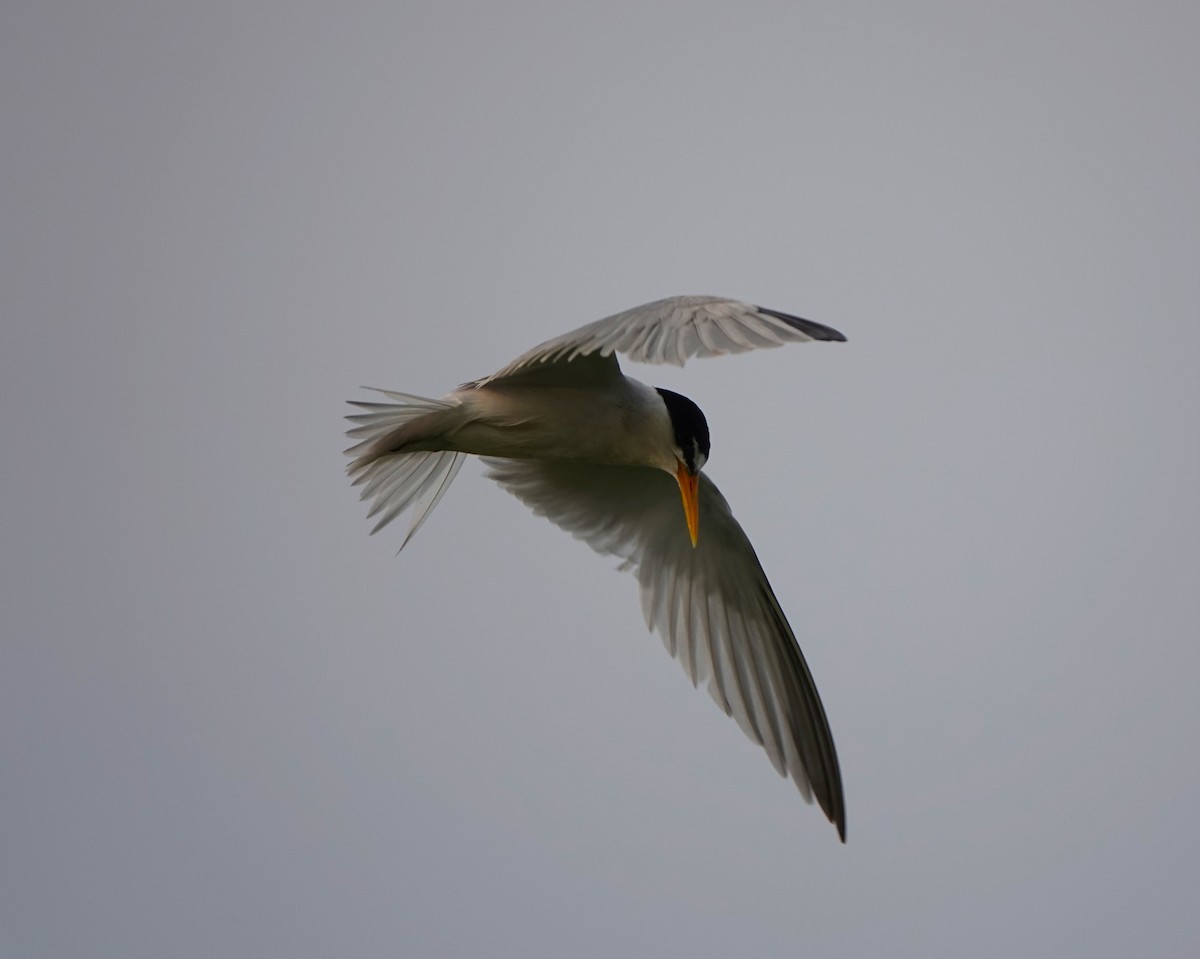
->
[3,2,1198,956]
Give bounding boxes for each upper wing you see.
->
[483,456,846,839]
[476,296,846,387]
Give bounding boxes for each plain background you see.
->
[3,2,1198,956]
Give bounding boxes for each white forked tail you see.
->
[344,389,467,549]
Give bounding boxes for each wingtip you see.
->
[756,306,848,343]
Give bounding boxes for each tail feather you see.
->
[345,389,467,549]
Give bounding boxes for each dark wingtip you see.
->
[757,306,848,342]
[824,789,847,843]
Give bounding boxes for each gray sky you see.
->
[3,2,1198,956]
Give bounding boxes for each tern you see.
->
[345,295,848,839]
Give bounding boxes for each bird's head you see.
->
[655,388,710,548]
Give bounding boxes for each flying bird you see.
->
[345,295,848,840]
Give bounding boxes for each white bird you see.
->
[345,295,848,840]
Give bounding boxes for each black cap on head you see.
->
[655,388,710,474]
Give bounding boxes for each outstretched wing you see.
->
[483,456,846,840]
[476,296,846,387]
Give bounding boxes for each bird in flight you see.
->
[345,295,848,840]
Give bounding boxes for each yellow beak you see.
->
[675,462,700,548]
